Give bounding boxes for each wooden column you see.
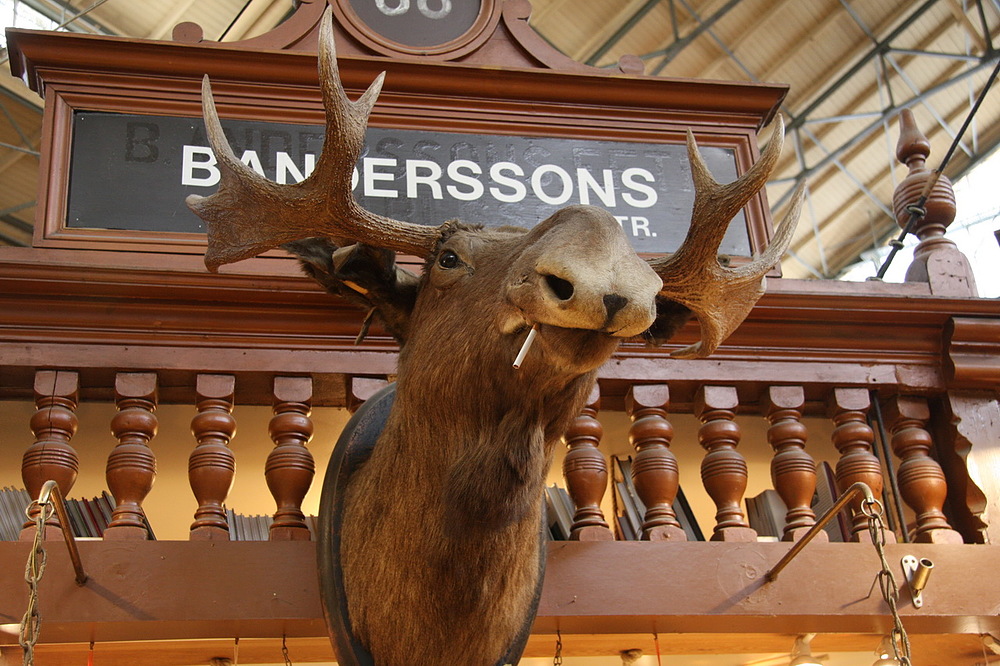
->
[20,370,79,541]
[266,376,315,541]
[105,372,158,540]
[188,374,236,541]
[882,395,964,544]
[625,384,685,541]
[694,385,755,542]
[937,391,1000,544]
[563,385,613,541]
[827,388,888,542]
[764,386,821,542]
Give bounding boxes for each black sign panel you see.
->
[66,111,751,256]
[346,0,482,48]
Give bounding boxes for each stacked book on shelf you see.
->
[611,456,704,541]
[225,510,320,541]
[0,486,32,541]
[745,461,850,542]
[544,483,575,540]
[0,487,141,540]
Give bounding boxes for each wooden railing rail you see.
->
[4,363,993,546]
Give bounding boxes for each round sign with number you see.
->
[334,0,501,58]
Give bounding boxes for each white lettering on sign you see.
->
[181,146,673,237]
[447,160,484,201]
[489,162,526,203]
[364,157,398,198]
[614,216,657,237]
[375,0,451,19]
[621,168,657,208]
[530,165,573,205]
[181,146,218,186]
[375,0,408,16]
[406,159,444,199]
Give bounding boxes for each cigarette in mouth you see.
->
[512,325,539,369]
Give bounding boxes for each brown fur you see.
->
[189,13,794,663]
[298,213,670,665]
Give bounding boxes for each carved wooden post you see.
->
[937,390,1000,544]
[893,109,977,296]
[625,384,685,541]
[694,385,755,542]
[266,376,315,541]
[827,388,887,542]
[764,386,820,542]
[189,374,236,541]
[20,370,79,540]
[105,372,158,540]
[563,385,613,541]
[882,395,963,544]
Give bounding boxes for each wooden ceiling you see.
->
[1,0,998,281]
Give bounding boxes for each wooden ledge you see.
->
[1,540,997,648]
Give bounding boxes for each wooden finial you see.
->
[895,109,931,167]
[891,109,977,295]
[892,109,956,240]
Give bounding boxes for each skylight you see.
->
[0,0,59,49]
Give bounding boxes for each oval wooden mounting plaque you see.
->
[332,0,502,59]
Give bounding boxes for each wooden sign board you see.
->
[67,110,747,256]
[7,0,786,263]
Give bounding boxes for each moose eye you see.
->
[438,250,459,269]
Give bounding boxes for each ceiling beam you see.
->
[787,0,940,132]
[650,0,744,74]
[696,0,799,81]
[582,0,660,66]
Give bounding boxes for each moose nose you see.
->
[603,293,628,320]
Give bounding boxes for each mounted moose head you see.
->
[187,9,802,666]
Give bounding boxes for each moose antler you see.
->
[650,117,804,359]
[187,9,440,272]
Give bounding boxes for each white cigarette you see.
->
[512,325,538,369]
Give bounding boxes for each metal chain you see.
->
[19,501,53,666]
[553,629,563,666]
[281,635,293,666]
[862,498,912,666]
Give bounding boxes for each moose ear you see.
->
[282,239,419,344]
[643,297,694,347]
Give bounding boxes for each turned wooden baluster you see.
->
[828,388,887,542]
[563,385,613,541]
[189,374,237,541]
[765,386,820,542]
[625,384,686,541]
[882,395,963,544]
[266,376,315,541]
[20,370,80,540]
[105,372,158,540]
[695,385,755,542]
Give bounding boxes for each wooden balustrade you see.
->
[562,386,614,541]
[764,386,819,541]
[694,385,756,542]
[20,370,80,540]
[881,395,964,544]
[5,368,984,549]
[266,376,315,541]
[105,372,158,540]
[625,384,686,541]
[188,374,237,541]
